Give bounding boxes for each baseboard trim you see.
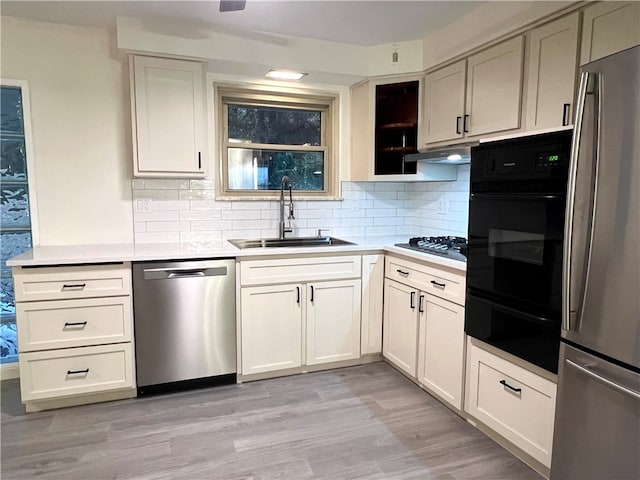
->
[1,362,20,380]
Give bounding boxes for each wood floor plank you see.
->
[1,362,542,479]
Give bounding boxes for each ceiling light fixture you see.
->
[265,70,307,81]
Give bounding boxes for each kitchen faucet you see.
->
[279,176,294,239]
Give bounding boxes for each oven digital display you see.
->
[536,152,564,169]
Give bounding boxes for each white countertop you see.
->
[6,235,466,272]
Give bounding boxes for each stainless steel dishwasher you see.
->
[132,259,236,396]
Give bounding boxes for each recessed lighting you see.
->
[265,69,307,81]
[447,154,462,161]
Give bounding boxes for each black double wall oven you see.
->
[465,130,573,373]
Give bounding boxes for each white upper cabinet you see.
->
[465,36,525,137]
[423,60,467,144]
[422,36,524,145]
[580,1,640,65]
[525,13,580,130]
[131,55,206,177]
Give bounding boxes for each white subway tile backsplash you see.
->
[179,210,222,221]
[132,175,470,244]
[134,210,180,222]
[144,179,190,190]
[179,190,215,201]
[146,221,190,232]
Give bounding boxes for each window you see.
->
[1,82,35,365]
[217,87,338,198]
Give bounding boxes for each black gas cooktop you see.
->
[394,236,468,262]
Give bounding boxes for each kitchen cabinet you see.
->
[417,294,465,410]
[130,55,206,177]
[382,279,418,377]
[306,279,361,365]
[12,263,136,412]
[360,254,384,355]
[465,338,557,468]
[382,254,466,410]
[423,60,466,144]
[238,255,364,378]
[240,283,303,375]
[525,13,580,130]
[350,77,456,182]
[465,36,524,137]
[580,1,640,65]
[422,36,524,145]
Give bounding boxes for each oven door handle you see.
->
[470,193,564,201]
[467,293,558,326]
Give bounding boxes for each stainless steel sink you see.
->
[229,236,354,249]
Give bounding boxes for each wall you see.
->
[0,16,134,245]
[131,167,470,243]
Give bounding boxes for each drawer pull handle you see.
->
[500,379,522,393]
[67,369,89,375]
[396,269,410,276]
[62,283,86,290]
[430,280,446,288]
[64,321,88,327]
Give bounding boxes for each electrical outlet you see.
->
[135,198,152,213]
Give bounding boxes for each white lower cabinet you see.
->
[240,283,303,375]
[19,343,135,402]
[12,263,136,411]
[306,279,361,365]
[238,255,365,378]
[382,255,466,411]
[417,294,465,410]
[360,254,384,355]
[465,339,557,468]
[383,279,418,377]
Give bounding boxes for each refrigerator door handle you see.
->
[563,71,600,332]
[566,359,640,400]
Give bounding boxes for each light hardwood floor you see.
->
[1,362,541,479]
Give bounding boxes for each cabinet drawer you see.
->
[385,256,465,305]
[240,255,361,286]
[465,339,556,467]
[13,264,132,302]
[19,343,135,401]
[17,296,132,352]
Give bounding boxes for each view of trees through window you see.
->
[1,84,33,364]
[225,102,327,191]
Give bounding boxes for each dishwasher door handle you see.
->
[143,266,228,280]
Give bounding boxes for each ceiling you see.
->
[0,0,486,46]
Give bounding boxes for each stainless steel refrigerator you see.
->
[551,45,640,479]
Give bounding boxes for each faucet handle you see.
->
[317,228,330,238]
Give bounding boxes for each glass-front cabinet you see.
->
[1,84,33,365]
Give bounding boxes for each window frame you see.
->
[214,85,339,199]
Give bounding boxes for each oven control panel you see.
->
[536,152,568,170]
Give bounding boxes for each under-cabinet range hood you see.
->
[404,143,477,165]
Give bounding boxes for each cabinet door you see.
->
[417,294,465,410]
[525,13,580,130]
[580,1,640,65]
[423,60,466,144]
[240,284,302,375]
[132,56,205,177]
[361,255,384,355]
[465,36,524,136]
[382,279,418,377]
[306,279,361,365]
